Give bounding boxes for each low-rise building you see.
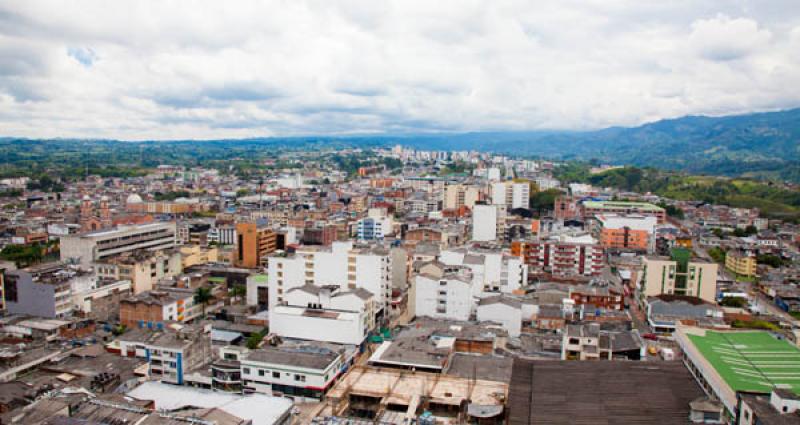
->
[726,250,758,278]
[641,249,719,303]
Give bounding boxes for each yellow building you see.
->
[180,245,219,269]
[725,250,757,277]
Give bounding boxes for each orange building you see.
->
[594,215,656,251]
[233,222,277,268]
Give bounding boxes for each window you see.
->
[272,371,281,378]
[569,338,580,345]
[243,368,250,375]
[294,374,306,382]
[259,369,265,376]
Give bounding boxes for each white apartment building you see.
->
[472,204,498,241]
[60,222,177,266]
[241,347,344,401]
[439,248,527,295]
[413,263,474,321]
[491,181,530,209]
[268,284,374,345]
[476,296,522,337]
[268,241,392,315]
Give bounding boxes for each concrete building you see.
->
[413,265,474,321]
[594,214,657,252]
[208,225,236,246]
[582,201,666,223]
[268,284,375,345]
[476,295,522,337]
[117,325,211,385]
[443,184,481,210]
[511,233,604,279]
[725,250,757,278]
[241,346,346,401]
[356,216,392,241]
[491,181,530,209]
[119,286,219,327]
[641,249,719,303]
[60,222,177,266]
[246,274,269,310]
[95,249,182,294]
[439,247,527,294]
[472,204,498,241]
[234,222,277,269]
[3,263,80,318]
[267,241,392,315]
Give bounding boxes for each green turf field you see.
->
[687,331,800,395]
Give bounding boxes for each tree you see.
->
[246,331,266,349]
[719,297,747,308]
[229,285,246,304]
[194,287,214,318]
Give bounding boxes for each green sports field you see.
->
[687,331,800,395]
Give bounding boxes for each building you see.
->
[3,263,82,318]
[491,181,530,209]
[241,346,346,401]
[641,249,719,303]
[117,325,211,385]
[60,222,177,266]
[676,326,800,421]
[267,241,392,315]
[356,216,392,241]
[268,284,375,345]
[443,184,481,210]
[439,247,528,294]
[508,360,705,424]
[582,200,666,223]
[726,250,758,278]
[234,222,277,268]
[119,287,218,327]
[554,196,580,220]
[476,295,522,337]
[594,214,657,252]
[246,274,269,310]
[208,225,236,246]
[413,265,474,321]
[511,233,604,279]
[95,249,182,294]
[472,204,498,241]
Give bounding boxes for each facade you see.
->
[413,268,474,321]
[725,250,757,277]
[95,249,182,294]
[472,204,498,241]
[234,222,277,268]
[246,274,269,309]
[356,216,391,241]
[476,296,522,337]
[594,214,657,252]
[3,263,80,318]
[119,287,215,327]
[641,249,719,303]
[511,233,604,279]
[267,241,392,314]
[582,201,666,223]
[241,347,345,400]
[208,225,236,246]
[491,181,530,209]
[60,222,177,266]
[443,184,481,210]
[117,327,210,385]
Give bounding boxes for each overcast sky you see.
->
[1,1,799,140]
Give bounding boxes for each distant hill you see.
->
[391,108,800,181]
[2,107,799,181]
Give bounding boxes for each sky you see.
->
[1,0,800,140]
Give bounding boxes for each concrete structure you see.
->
[413,266,474,321]
[95,249,182,294]
[234,222,277,268]
[582,200,666,223]
[3,263,82,318]
[491,181,530,209]
[267,242,392,314]
[241,346,346,401]
[511,233,604,279]
[117,326,211,385]
[60,222,177,266]
[641,249,718,303]
[476,295,522,337]
[439,247,527,294]
[725,250,757,278]
[246,274,269,310]
[472,204,498,241]
[269,284,375,345]
[594,214,657,252]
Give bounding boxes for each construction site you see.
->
[313,365,508,424]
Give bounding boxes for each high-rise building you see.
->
[234,222,277,268]
[641,249,718,303]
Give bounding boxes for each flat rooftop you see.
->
[583,201,664,211]
[508,360,704,425]
[685,330,800,396]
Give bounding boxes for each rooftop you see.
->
[685,329,800,396]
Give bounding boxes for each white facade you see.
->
[472,204,498,241]
[491,182,530,209]
[268,241,391,312]
[269,305,367,345]
[208,226,236,245]
[439,248,527,295]
[414,273,474,321]
[476,300,522,337]
[60,222,177,266]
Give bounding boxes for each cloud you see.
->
[0,0,798,139]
